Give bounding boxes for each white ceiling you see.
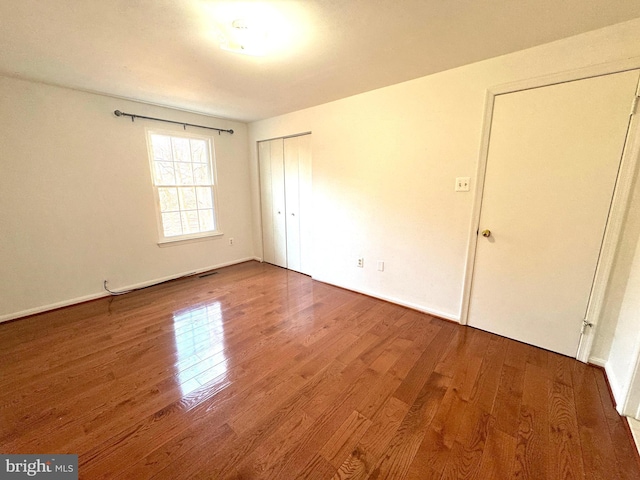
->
[1,1,639,122]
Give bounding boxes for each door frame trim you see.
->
[459,57,640,363]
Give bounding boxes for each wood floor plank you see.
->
[476,422,517,479]
[266,368,382,479]
[181,347,374,479]
[513,362,551,480]
[434,327,489,379]
[592,369,640,479]
[332,396,410,480]
[118,421,236,480]
[439,405,493,480]
[78,339,308,478]
[235,409,316,478]
[550,352,574,387]
[371,372,451,480]
[404,350,483,479]
[187,359,355,479]
[492,363,525,437]
[1,261,638,479]
[319,410,372,468]
[468,335,508,413]
[293,454,337,480]
[392,324,455,405]
[387,321,443,381]
[548,381,585,480]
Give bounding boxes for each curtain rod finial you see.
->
[114,110,122,117]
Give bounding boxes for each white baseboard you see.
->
[0,291,112,325]
[0,257,258,324]
[627,417,640,455]
[311,276,460,323]
[588,356,607,368]
[604,361,626,415]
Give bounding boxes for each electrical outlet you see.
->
[229,238,234,246]
[357,258,364,268]
[455,177,470,192]
[377,261,384,272]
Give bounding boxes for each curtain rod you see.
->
[113,110,234,135]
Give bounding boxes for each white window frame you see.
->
[146,128,222,245]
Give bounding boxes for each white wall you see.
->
[0,77,254,321]
[249,19,640,332]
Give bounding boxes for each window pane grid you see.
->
[149,132,217,239]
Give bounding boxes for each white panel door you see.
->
[258,141,275,265]
[284,136,302,272]
[284,134,312,275]
[468,70,639,357]
[270,140,287,268]
[259,139,287,268]
[297,134,312,276]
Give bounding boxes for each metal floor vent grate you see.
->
[198,271,219,278]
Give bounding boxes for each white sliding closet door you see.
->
[297,135,312,276]
[284,137,302,272]
[284,135,312,274]
[258,141,275,264]
[259,139,287,268]
[259,134,312,275]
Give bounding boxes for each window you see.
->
[147,130,220,243]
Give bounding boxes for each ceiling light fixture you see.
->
[202,2,305,58]
[219,17,269,56]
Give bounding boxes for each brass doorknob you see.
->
[481,229,491,237]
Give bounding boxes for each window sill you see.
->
[157,231,223,247]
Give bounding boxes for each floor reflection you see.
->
[173,302,228,396]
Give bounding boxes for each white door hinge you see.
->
[632,96,639,116]
[581,319,594,335]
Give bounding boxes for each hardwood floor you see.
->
[1,261,638,479]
